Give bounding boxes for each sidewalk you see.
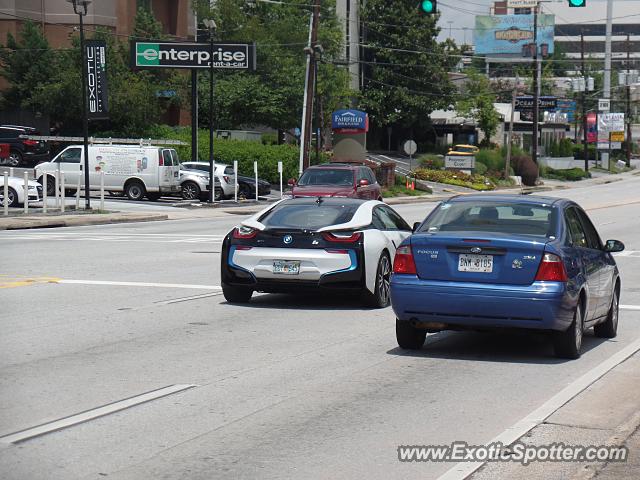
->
[471,349,640,480]
[0,211,168,230]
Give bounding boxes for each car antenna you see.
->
[316,196,323,204]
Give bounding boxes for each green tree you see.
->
[357,1,458,131]
[456,69,500,146]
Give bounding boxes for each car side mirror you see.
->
[412,222,421,233]
[287,178,296,187]
[358,179,369,187]
[604,239,625,253]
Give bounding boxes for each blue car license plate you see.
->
[458,254,493,273]
[273,260,300,275]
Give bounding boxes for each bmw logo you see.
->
[283,235,293,244]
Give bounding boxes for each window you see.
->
[374,206,410,231]
[0,129,20,139]
[298,169,354,186]
[381,206,411,230]
[260,203,360,230]
[57,148,81,164]
[224,166,234,175]
[565,208,587,248]
[575,208,602,250]
[170,149,179,165]
[162,150,173,166]
[363,167,377,184]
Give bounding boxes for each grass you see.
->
[382,184,430,198]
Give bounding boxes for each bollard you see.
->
[233,160,238,203]
[3,173,8,216]
[278,161,283,200]
[100,171,105,211]
[254,161,258,201]
[75,173,81,210]
[9,167,13,177]
[42,173,47,213]
[23,171,29,214]
[60,172,65,213]
[55,164,60,208]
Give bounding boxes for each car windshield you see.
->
[297,169,353,186]
[260,203,360,230]
[420,201,557,237]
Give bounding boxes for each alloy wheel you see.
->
[377,255,391,305]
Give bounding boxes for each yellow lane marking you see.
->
[0,277,61,289]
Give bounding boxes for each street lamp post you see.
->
[203,19,217,203]
[66,0,92,210]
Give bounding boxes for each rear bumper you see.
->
[390,276,576,332]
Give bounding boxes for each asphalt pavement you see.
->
[1,175,640,479]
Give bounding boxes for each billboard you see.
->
[331,109,368,133]
[586,112,597,144]
[131,41,256,70]
[85,40,109,120]
[474,14,555,55]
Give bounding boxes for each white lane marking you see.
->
[620,305,640,311]
[0,233,225,244]
[613,250,640,258]
[0,232,225,237]
[157,291,223,305]
[437,335,640,480]
[0,384,197,444]
[58,279,221,290]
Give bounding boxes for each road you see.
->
[1,176,640,479]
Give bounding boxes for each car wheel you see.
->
[40,176,56,196]
[594,289,619,338]
[7,151,22,167]
[366,252,392,308]
[181,181,201,200]
[5,187,19,207]
[553,302,584,359]
[214,186,224,201]
[396,319,426,350]
[222,282,253,303]
[124,181,146,201]
[147,192,161,201]
[238,183,252,199]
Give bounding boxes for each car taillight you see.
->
[223,176,229,183]
[321,232,362,243]
[232,226,257,239]
[23,139,38,146]
[535,253,568,282]
[393,245,417,274]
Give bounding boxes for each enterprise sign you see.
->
[131,41,256,70]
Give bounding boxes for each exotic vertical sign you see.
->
[85,40,109,120]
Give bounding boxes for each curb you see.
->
[0,213,169,230]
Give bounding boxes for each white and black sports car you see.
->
[221,197,412,307]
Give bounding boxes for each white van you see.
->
[35,145,181,201]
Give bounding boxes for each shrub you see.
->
[475,148,503,172]
[261,133,278,145]
[418,154,444,170]
[511,154,538,186]
[559,138,574,157]
[413,168,495,191]
[543,167,590,181]
[474,161,488,175]
[572,144,597,160]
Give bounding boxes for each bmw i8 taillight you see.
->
[393,245,417,274]
[233,226,257,239]
[321,232,362,243]
[534,253,568,282]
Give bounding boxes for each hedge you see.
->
[413,168,495,191]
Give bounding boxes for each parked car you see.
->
[0,175,42,207]
[181,161,271,199]
[289,163,382,200]
[179,166,222,201]
[221,197,412,306]
[390,194,624,359]
[35,145,181,201]
[0,125,49,167]
[447,144,479,156]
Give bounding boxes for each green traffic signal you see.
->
[568,0,586,6]
[421,0,436,14]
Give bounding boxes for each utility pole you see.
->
[299,0,320,175]
[581,31,588,172]
[531,3,539,171]
[505,77,517,180]
[602,0,613,168]
[191,10,198,162]
[626,33,632,167]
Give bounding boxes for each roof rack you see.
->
[18,135,187,146]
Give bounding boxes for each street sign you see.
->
[507,0,538,7]
[85,40,109,120]
[610,131,624,142]
[131,41,256,70]
[598,113,625,133]
[403,140,417,156]
[445,155,475,170]
[598,99,610,111]
[610,142,622,150]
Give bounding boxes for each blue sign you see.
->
[294,127,301,137]
[332,109,367,131]
[474,14,555,55]
[557,99,577,123]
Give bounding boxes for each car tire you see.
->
[147,192,161,201]
[40,175,56,197]
[181,181,201,200]
[396,319,426,350]
[594,289,618,339]
[6,187,19,207]
[214,186,224,201]
[222,282,253,303]
[7,150,22,167]
[366,252,392,308]
[124,181,146,201]
[238,183,252,200]
[553,302,584,359]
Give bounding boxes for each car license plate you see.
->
[273,260,300,275]
[458,254,493,273]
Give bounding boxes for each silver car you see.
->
[179,166,222,201]
[181,161,236,198]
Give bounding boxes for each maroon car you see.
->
[290,163,382,200]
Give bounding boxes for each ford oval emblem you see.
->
[470,247,482,254]
[283,235,293,244]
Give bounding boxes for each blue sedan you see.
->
[390,194,624,359]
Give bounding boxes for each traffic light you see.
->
[420,0,437,14]
[568,0,586,7]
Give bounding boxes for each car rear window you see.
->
[260,203,360,230]
[420,201,557,237]
[298,168,354,186]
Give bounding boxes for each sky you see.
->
[435,0,640,44]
